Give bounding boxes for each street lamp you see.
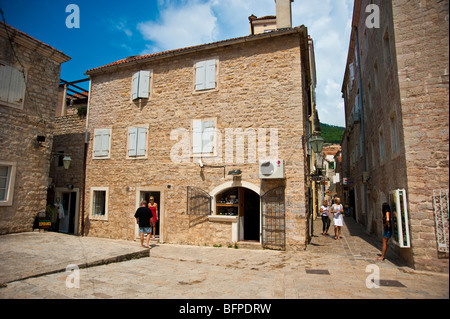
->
[51,152,72,170]
[309,134,325,154]
[62,156,72,170]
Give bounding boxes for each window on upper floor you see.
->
[195,59,217,91]
[391,115,399,154]
[192,118,216,156]
[379,129,384,162]
[132,70,151,100]
[383,29,391,67]
[0,62,26,109]
[128,126,148,158]
[93,128,112,159]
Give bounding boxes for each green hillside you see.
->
[320,123,345,144]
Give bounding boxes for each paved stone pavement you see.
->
[0,216,448,300]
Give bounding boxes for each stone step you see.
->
[236,241,263,250]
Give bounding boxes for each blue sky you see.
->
[0,0,353,127]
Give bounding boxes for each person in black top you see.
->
[134,200,153,248]
[377,202,392,260]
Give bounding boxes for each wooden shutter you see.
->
[94,129,110,157]
[0,64,12,103]
[0,64,26,107]
[128,127,137,156]
[205,59,216,90]
[192,119,203,154]
[195,61,206,91]
[202,120,215,153]
[8,67,26,106]
[136,127,147,156]
[138,71,150,99]
[132,72,139,100]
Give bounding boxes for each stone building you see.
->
[47,81,88,235]
[82,0,321,250]
[0,22,70,234]
[340,0,449,272]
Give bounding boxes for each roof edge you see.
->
[0,22,71,64]
[85,26,307,76]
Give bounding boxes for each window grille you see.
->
[261,187,285,250]
[433,189,449,254]
[187,186,211,216]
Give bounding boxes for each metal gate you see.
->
[187,186,211,216]
[261,187,285,250]
[433,189,449,253]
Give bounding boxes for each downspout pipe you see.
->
[81,76,92,236]
[354,26,368,227]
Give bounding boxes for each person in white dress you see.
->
[331,197,344,240]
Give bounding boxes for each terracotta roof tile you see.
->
[85,26,306,75]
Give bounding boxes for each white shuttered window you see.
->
[132,70,150,100]
[93,129,111,158]
[192,119,215,154]
[128,127,147,157]
[0,63,26,109]
[195,59,216,91]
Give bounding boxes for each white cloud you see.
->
[136,0,353,126]
[137,0,218,54]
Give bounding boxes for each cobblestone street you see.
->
[0,215,448,302]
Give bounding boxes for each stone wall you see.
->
[392,0,449,272]
[341,0,449,272]
[84,32,311,250]
[0,23,69,234]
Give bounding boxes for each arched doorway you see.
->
[214,185,261,242]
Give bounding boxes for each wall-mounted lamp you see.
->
[34,135,46,148]
[227,169,242,176]
[62,156,72,170]
[308,133,325,154]
[51,152,72,170]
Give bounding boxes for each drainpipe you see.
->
[354,26,368,228]
[80,76,92,236]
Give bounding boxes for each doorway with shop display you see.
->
[215,187,260,242]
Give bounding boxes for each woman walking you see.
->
[320,199,331,235]
[331,197,344,240]
[377,203,392,260]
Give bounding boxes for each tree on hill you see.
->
[320,123,345,144]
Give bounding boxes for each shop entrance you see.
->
[139,191,160,238]
[215,187,260,242]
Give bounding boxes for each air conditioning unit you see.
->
[259,160,284,179]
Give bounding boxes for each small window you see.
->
[0,161,16,206]
[383,30,391,66]
[90,187,109,220]
[379,130,384,162]
[128,126,148,158]
[192,118,216,155]
[0,62,26,109]
[132,70,151,100]
[0,165,10,202]
[391,116,399,154]
[195,59,217,91]
[93,128,111,159]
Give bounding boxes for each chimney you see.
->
[275,0,293,29]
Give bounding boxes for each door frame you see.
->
[135,186,165,242]
[210,181,261,243]
[55,187,80,235]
